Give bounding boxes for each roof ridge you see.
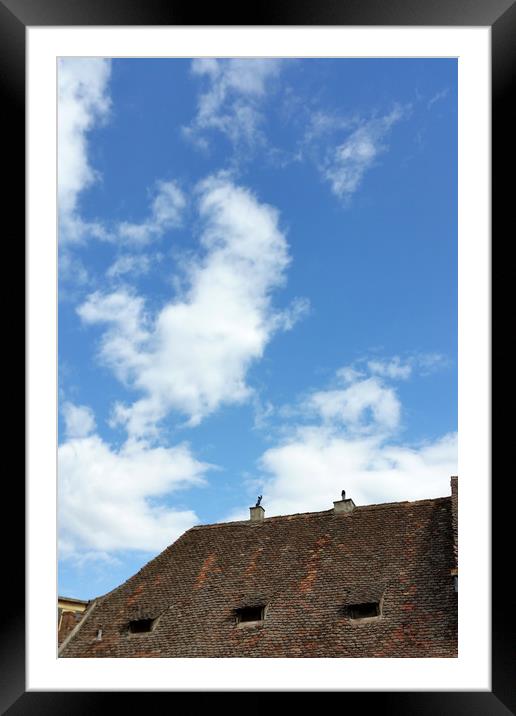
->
[190,495,451,530]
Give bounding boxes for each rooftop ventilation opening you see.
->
[128,617,155,634]
[235,605,265,626]
[347,602,381,620]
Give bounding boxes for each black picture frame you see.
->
[6,0,506,712]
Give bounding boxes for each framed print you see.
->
[5,0,508,711]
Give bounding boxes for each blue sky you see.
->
[58,58,457,600]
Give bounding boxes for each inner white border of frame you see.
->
[27,26,490,691]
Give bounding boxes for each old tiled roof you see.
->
[59,484,458,658]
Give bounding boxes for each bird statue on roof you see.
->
[256,495,262,507]
[341,490,346,500]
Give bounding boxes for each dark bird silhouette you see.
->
[256,495,262,507]
[341,490,346,500]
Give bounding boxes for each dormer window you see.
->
[128,617,155,634]
[235,605,265,626]
[340,601,382,621]
[349,602,380,619]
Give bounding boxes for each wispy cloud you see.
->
[301,105,408,203]
[427,88,449,109]
[102,181,186,281]
[78,175,307,437]
[183,59,283,153]
[367,356,413,380]
[115,180,186,247]
[321,107,406,201]
[61,176,186,290]
[367,353,448,379]
[106,253,154,280]
[333,353,448,385]
[303,109,356,145]
[414,352,449,374]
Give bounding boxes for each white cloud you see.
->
[58,58,112,244]
[77,290,150,387]
[58,414,212,555]
[227,362,456,520]
[62,402,96,438]
[184,59,283,150]
[257,428,457,517]
[78,175,303,437]
[307,377,401,433]
[279,354,443,432]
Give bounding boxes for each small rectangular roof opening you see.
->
[235,606,265,625]
[128,617,155,634]
[348,602,381,620]
[340,601,381,620]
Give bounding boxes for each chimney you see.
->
[249,505,265,522]
[333,495,356,514]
